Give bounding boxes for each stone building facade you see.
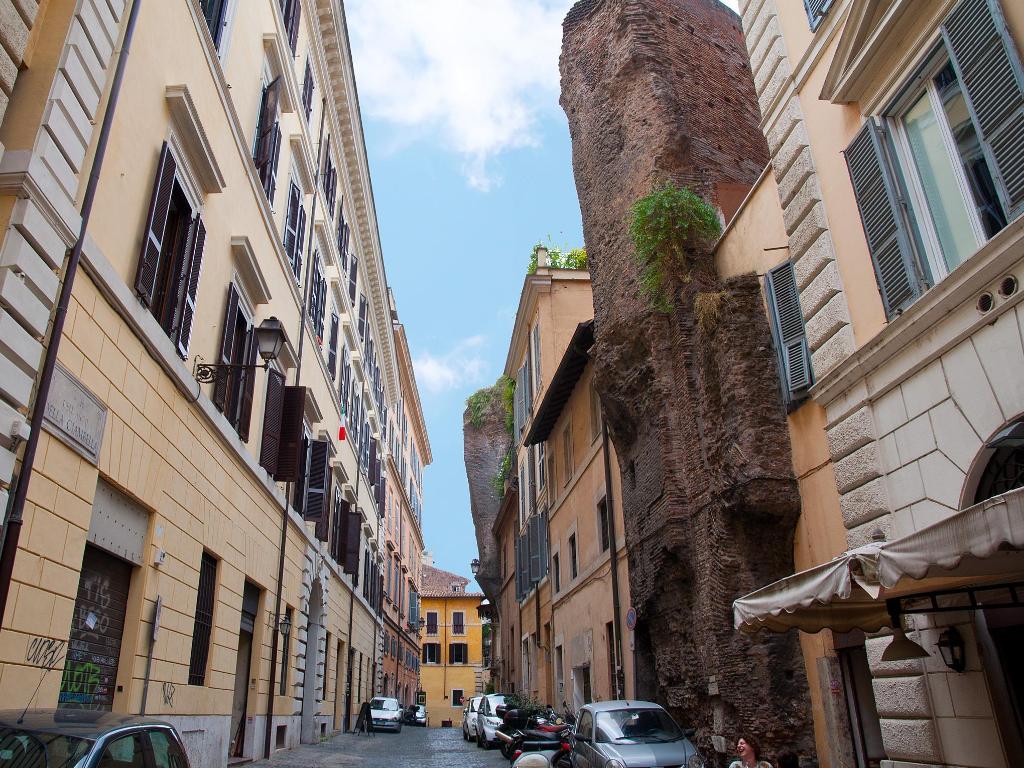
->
[720,0,1024,766]
[0,1,427,767]
[559,0,813,758]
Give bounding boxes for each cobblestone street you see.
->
[250,727,510,768]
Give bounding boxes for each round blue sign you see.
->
[626,607,637,631]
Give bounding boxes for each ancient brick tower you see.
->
[560,0,815,757]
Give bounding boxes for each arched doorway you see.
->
[300,579,324,744]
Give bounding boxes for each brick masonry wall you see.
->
[560,0,815,758]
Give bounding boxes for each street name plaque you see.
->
[43,363,108,465]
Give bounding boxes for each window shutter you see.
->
[524,346,534,416]
[255,78,281,175]
[513,366,525,437]
[942,0,1024,219]
[348,256,358,303]
[301,58,314,121]
[845,122,924,318]
[294,203,306,281]
[286,0,300,52]
[213,285,239,410]
[275,385,307,482]
[175,215,206,358]
[343,508,361,575]
[358,294,367,340]
[259,369,286,475]
[539,511,549,577]
[135,142,177,306]
[237,331,258,442]
[267,123,282,204]
[304,438,331,523]
[328,311,339,377]
[765,261,813,402]
[284,182,301,271]
[292,436,309,513]
[803,0,834,30]
[528,515,542,583]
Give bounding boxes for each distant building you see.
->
[419,562,484,726]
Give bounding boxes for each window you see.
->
[134,143,206,359]
[279,0,300,52]
[532,324,542,390]
[765,261,812,405]
[348,256,358,304]
[283,181,306,280]
[548,452,557,507]
[98,734,144,768]
[452,611,465,635]
[422,643,440,664]
[322,137,338,216]
[199,0,229,48]
[562,422,573,486]
[337,211,350,271]
[836,638,886,766]
[188,552,218,685]
[452,689,464,707]
[537,443,546,492]
[552,552,561,593]
[308,253,327,341]
[555,645,564,698]
[803,0,836,31]
[214,285,257,439]
[254,78,282,203]
[280,606,292,694]
[598,498,610,552]
[589,379,602,442]
[845,0,1023,319]
[327,308,339,379]
[148,730,188,768]
[569,534,578,579]
[426,611,438,635]
[301,58,314,123]
[449,643,468,664]
[357,293,368,340]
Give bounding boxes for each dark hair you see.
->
[738,735,762,760]
[778,753,799,768]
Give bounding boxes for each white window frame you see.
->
[886,50,989,284]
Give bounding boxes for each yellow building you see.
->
[0,0,428,766]
[711,0,1024,765]
[418,563,484,726]
[489,260,633,708]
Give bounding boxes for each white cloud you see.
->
[413,335,489,394]
[347,0,571,190]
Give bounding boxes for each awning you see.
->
[733,487,1024,634]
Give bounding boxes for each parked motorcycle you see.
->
[509,735,573,768]
[497,704,573,763]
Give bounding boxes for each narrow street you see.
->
[250,727,508,768]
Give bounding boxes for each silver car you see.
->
[475,693,508,748]
[462,696,483,740]
[570,701,704,768]
[369,696,403,733]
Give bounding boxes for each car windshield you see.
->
[370,699,399,711]
[0,727,92,768]
[595,708,683,744]
[488,695,506,712]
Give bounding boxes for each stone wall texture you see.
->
[560,0,815,758]
[463,382,511,605]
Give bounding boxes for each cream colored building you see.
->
[0,1,427,766]
[715,0,1024,766]
[490,261,632,708]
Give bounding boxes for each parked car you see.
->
[569,701,704,768]
[369,697,403,733]
[475,693,508,749]
[461,696,483,741]
[404,704,428,727]
[0,709,191,768]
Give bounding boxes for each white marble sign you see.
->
[43,363,107,464]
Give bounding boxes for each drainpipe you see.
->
[602,421,625,700]
[263,95,327,759]
[0,0,142,630]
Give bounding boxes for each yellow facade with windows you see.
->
[0,1,427,767]
[418,564,484,727]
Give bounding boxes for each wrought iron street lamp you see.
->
[470,558,480,576]
[278,611,292,638]
[193,316,288,384]
[936,627,966,672]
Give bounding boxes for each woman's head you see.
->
[737,735,761,760]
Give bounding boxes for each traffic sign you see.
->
[626,607,637,631]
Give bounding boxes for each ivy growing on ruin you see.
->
[629,182,721,312]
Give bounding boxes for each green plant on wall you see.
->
[630,182,721,312]
[501,375,515,435]
[492,450,512,497]
[527,242,588,274]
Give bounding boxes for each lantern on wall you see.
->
[936,627,966,672]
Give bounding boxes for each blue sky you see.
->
[347,0,739,585]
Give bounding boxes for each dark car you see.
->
[0,710,190,768]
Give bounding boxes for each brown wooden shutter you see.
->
[336,496,351,563]
[136,142,177,306]
[259,369,286,475]
[237,332,258,442]
[344,509,361,576]
[175,215,206,358]
[304,438,331,521]
[213,285,239,410]
[256,78,281,167]
[275,385,306,482]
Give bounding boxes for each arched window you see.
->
[974,445,1024,504]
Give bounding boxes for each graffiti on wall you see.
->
[25,637,66,670]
